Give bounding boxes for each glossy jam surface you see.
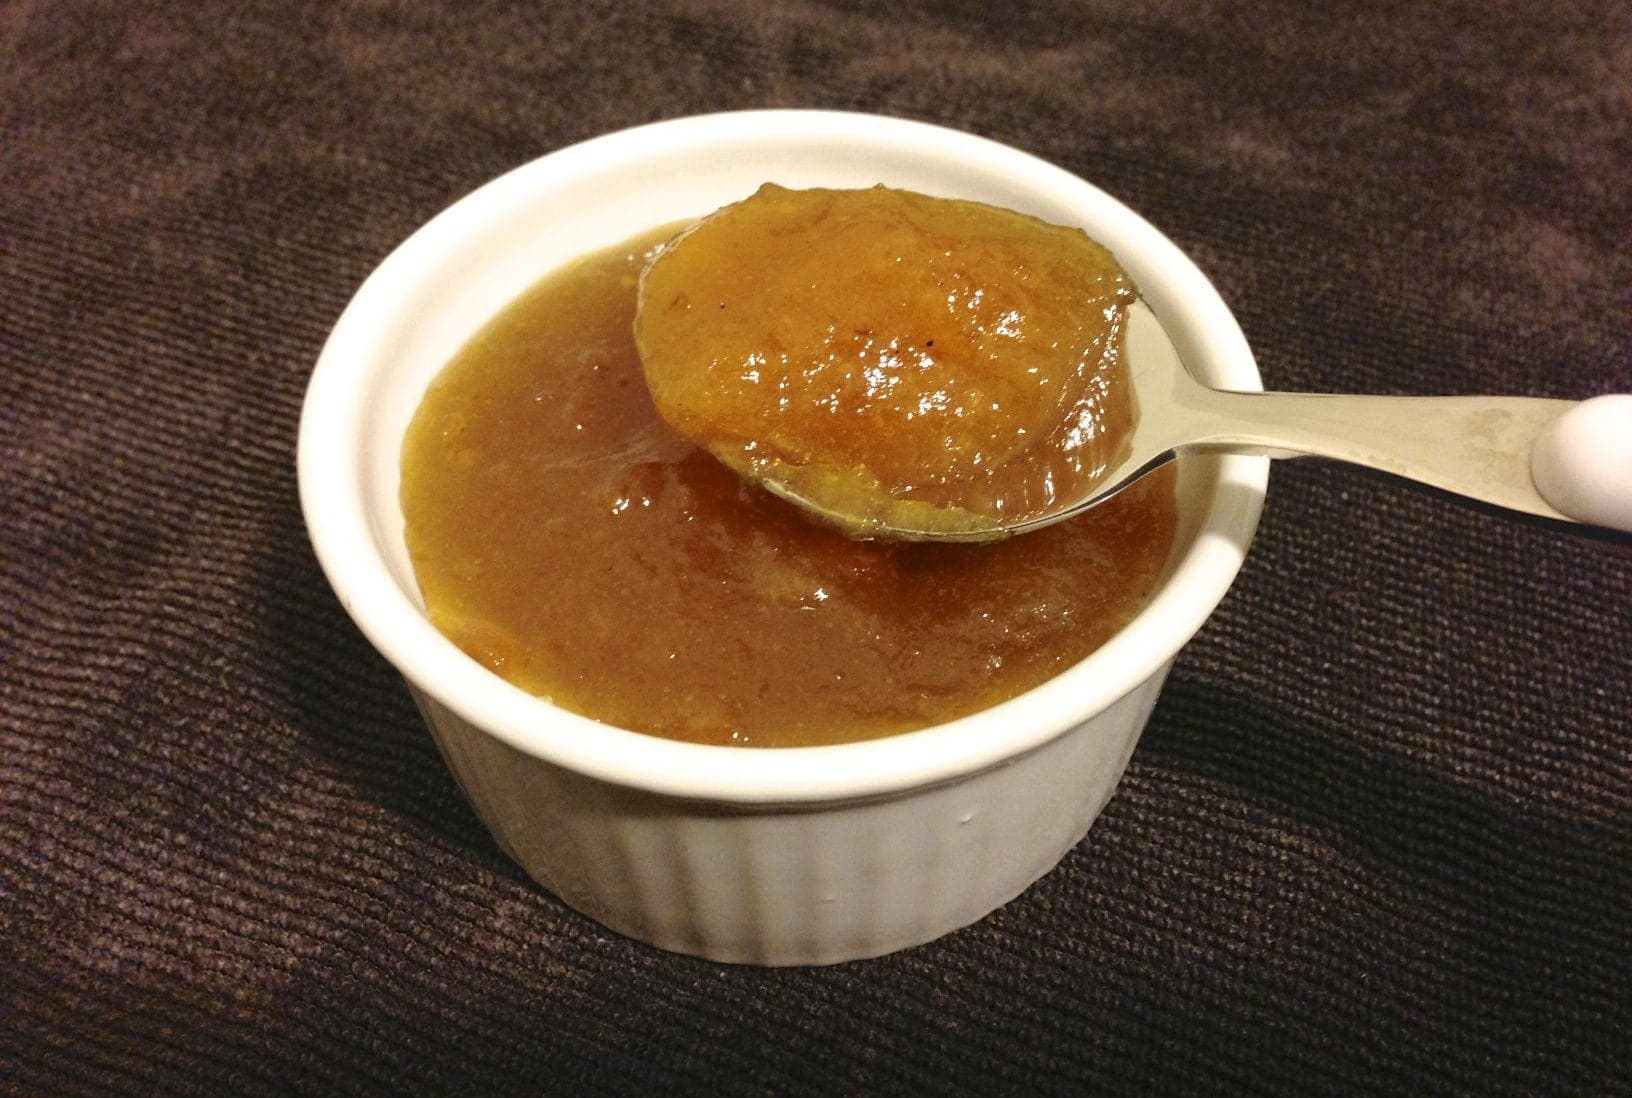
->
[400,225,1176,747]
[635,185,1138,536]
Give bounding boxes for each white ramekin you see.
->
[298,111,1267,965]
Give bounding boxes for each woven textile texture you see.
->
[3,1,1629,1092]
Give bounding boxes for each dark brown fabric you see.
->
[3,1,1629,1093]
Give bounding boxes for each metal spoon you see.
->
[764,301,1632,542]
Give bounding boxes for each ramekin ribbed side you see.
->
[409,666,1167,966]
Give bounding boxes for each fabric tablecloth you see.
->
[3,1,1628,1092]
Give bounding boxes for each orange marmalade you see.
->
[400,218,1175,747]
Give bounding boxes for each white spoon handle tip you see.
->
[1530,394,1632,534]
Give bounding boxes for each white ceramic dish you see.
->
[298,110,1267,965]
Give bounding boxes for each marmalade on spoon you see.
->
[635,184,1139,536]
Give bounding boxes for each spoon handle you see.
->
[1178,389,1632,534]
